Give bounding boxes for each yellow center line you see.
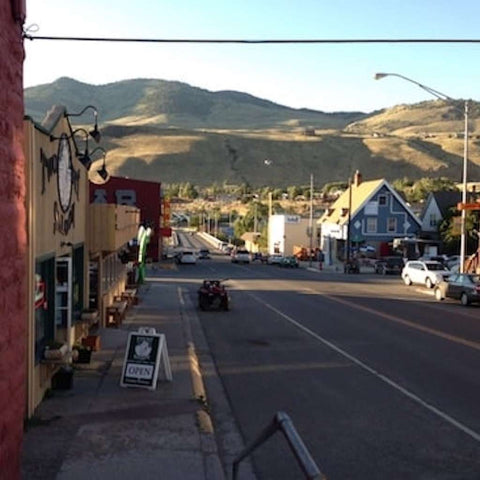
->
[317,290,480,351]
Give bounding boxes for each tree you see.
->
[440,208,479,255]
[393,177,457,204]
[179,182,199,199]
[287,185,302,200]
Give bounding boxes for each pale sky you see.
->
[23,0,480,113]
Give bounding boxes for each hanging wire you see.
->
[22,32,480,45]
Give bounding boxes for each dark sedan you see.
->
[434,273,480,306]
[374,256,404,275]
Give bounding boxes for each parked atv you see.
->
[344,258,360,274]
[198,280,230,311]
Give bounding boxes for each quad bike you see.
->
[198,280,230,311]
[344,258,360,274]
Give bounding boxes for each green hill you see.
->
[24,77,480,188]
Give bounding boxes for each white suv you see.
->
[231,249,250,264]
[401,260,450,288]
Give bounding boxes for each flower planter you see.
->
[73,346,92,364]
[44,343,68,360]
[82,335,100,351]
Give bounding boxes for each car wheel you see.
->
[425,277,433,289]
[460,292,470,306]
[403,275,412,286]
[434,288,444,301]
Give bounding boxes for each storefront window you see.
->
[101,252,126,292]
[72,245,84,322]
[35,257,55,364]
[89,261,99,309]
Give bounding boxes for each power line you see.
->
[23,35,480,44]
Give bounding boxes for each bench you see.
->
[106,300,128,328]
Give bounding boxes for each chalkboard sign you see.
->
[120,328,172,390]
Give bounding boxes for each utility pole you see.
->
[346,177,352,265]
[309,173,314,267]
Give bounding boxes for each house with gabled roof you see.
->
[318,171,422,265]
[420,190,461,238]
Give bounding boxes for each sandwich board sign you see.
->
[120,327,172,390]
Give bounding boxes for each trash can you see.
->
[51,366,73,390]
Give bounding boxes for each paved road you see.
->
[169,232,480,479]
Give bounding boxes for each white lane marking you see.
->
[243,289,480,443]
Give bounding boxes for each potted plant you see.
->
[72,344,92,364]
[43,340,68,360]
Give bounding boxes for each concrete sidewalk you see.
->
[21,271,256,480]
[301,260,375,274]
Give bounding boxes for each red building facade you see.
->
[90,176,163,261]
[0,1,27,477]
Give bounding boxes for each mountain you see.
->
[25,77,363,129]
[24,77,480,188]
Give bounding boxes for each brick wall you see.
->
[0,1,26,478]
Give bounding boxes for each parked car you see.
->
[221,244,234,255]
[419,255,449,268]
[374,256,404,275]
[251,252,267,263]
[267,254,284,265]
[231,249,250,264]
[434,273,480,306]
[176,250,197,265]
[280,256,299,268]
[446,255,461,270]
[401,260,450,288]
[198,248,211,259]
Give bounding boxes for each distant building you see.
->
[90,176,167,262]
[303,127,316,136]
[268,215,318,255]
[420,190,461,238]
[318,171,421,264]
[241,232,261,252]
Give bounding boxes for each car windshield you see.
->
[468,274,480,283]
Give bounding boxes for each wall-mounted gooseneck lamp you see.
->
[50,127,101,171]
[72,128,94,171]
[65,105,101,143]
[90,147,109,181]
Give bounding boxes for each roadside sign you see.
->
[457,202,480,210]
[120,327,172,390]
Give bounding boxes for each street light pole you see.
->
[375,72,469,273]
[346,177,352,265]
[309,173,314,267]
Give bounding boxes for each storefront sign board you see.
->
[120,327,172,390]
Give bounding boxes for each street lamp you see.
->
[375,72,469,273]
[308,173,314,267]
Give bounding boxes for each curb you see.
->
[180,288,226,480]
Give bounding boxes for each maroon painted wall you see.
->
[90,176,162,261]
[0,1,27,478]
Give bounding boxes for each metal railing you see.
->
[232,411,326,479]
